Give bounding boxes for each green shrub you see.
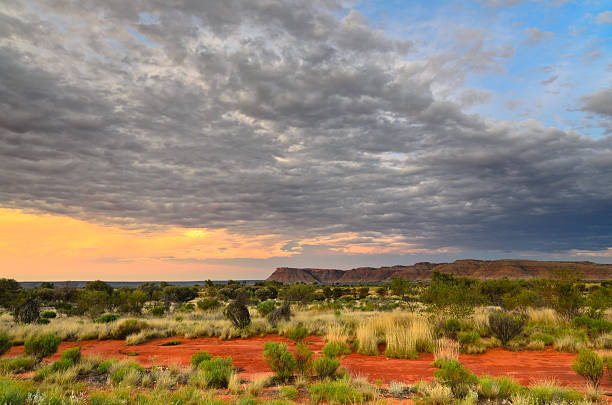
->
[149,305,166,316]
[191,351,213,367]
[256,300,276,317]
[279,385,299,400]
[287,326,309,342]
[495,375,524,399]
[37,318,50,324]
[161,340,181,346]
[97,360,114,374]
[433,359,477,398]
[0,333,12,356]
[488,311,525,346]
[94,313,119,323]
[530,333,554,346]
[528,382,583,405]
[313,356,340,379]
[0,357,36,374]
[309,379,364,404]
[263,342,296,381]
[24,333,61,360]
[458,331,480,345]
[572,349,604,388]
[109,362,144,385]
[197,298,220,311]
[199,357,234,388]
[0,379,35,404]
[50,358,73,372]
[322,341,351,358]
[112,319,148,339]
[60,346,81,364]
[294,342,313,376]
[574,316,612,336]
[41,311,57,319]
[444,318,462,337]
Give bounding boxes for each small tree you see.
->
[224,299,251,329]
[267,303,291,326]
[488,311,525,346]
[572,349,604,389]
[13,297,40,324]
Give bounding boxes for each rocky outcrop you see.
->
[266,260,612,284]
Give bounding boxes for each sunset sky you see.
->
[1,0,611,281]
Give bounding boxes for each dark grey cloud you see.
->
[581,88,612,117]
[1,0,611,255]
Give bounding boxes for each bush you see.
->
[109,362,144,385]
[224,300,251,329]
[37,318,50,324]
[279,385,299,400]
[309,378,366,404]
[199,357,234,388]
[94,313,119,323]
[263,342,296,381]
[458,331,480,346]
[197,298,220,311]
[574,316,612,336]
[41,311,57,319]
[60,346,81,364]
[287,326,309,342]
[572,349,604,388]
[530,333,554,346]
[112,319,148,339]
[0,333,11,356]
[13,297,40,324]
[191,351,213,367]
[322,341,351,358]
[488,311,525,346]
[149,305,166,317]
[433,359,477,398]
[256,300,276,317]
[267,303,292,326]
[313,356,340,379]
[0,357,36,374]
[444,318,462,338]
[24,333,61,360]
[294,342,313,376]
[528,381,583,405]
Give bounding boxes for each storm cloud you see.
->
[1,0,611,255]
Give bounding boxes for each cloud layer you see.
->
[1,0,611,259]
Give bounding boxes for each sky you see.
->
[1,0,611,281]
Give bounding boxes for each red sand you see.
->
[4,336,610,392]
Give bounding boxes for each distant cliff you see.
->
[266,260,612,283]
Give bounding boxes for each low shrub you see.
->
[457,331,480,346]
[256,300,276,317]
[310,379,363,404]
[433,359,478,398]
[41,311,57,319]
[112,319,148,339]
[322,341,351,358]
[287,326,309,342]
[199,356,234,388]
[0,333,12,356]
[488,311,525,346]
[574,316,612,336]
[94,313,119,323]
[149,305,166,317]
[444,318,462,338]
[294,342,313,376]
[313,356,340,379]
[24,333,61,360]
[279,385,299,400]
[51,346,82,371]
[572,349,604,389]
[191,351,213,367]
[197,298,220,311]
[161,340,181,346]
[0,357,36,374]
[267,303,292,326]
[528,381,583,405]
[37,318,50,324]
[263,342,296,381]
[224,300,251,329]
[109,362,144,385]
[477,376,500,400]
[530,333,554,346]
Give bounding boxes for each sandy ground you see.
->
[4,335,611,393]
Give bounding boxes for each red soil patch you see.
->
[4,336,610,392]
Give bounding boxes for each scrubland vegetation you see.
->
[1,270,612,404]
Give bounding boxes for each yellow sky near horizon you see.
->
[0,208,457,281]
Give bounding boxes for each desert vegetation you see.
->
[1,270,612,403]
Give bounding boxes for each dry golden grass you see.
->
[434,338,459,362]
[246,374,269,397]
[526,307,562,324]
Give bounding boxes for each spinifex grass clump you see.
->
[24,333,61,360]
[385,316,434,359]
[198,356,234,388]
[433,359,478,398]
[191,351,213,367]
[322,341,351,358]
